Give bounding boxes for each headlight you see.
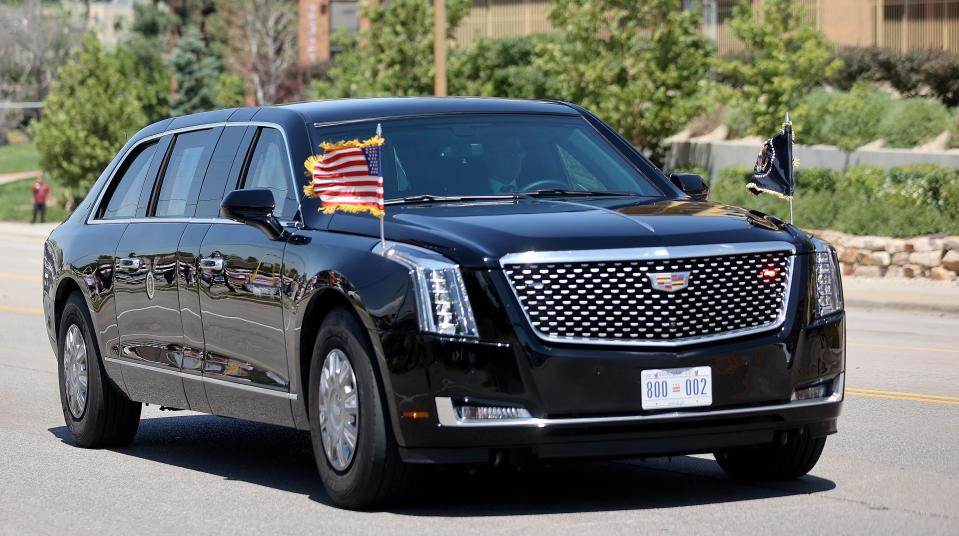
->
[811,237,843,318]
[380,242,479,337]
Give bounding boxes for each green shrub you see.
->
[723,106,753,139]
[879,97,950,148]
[706,164,959,236]
[830,46,959,107]
[796,85,890,150]
[948,109,959,149]
[449,35,558,99]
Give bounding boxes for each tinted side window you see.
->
[154,129,218,218]
[195,126,251,218]
[99,143,159,219]
[241,128,297,220]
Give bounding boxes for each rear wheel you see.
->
[308,307,412,509]
[58,292,141,448]
[715,430,826,480]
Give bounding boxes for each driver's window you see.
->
[240,128,297,221]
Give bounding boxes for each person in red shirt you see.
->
[31,176,50,224]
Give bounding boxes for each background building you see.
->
[297,0,959,67]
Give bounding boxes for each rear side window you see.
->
[154,129,218,218]
[98,142,158,219]
[240,128,297,220]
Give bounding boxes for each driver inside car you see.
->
[484,136,526,194]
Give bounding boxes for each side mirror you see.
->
[221,188,284,240]
[669,173,709,201]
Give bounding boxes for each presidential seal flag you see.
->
[304,130,385,218]
[747,114,796,201]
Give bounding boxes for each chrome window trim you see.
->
[103,356,297,400]
[435,380,841,428]
[86,121,304,226]
[500,241,798,348]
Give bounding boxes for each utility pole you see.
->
[434,0,447,96]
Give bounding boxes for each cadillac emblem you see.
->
[648,272,690,292]
[145,271,156,300]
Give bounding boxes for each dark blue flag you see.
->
[747,120,795,199]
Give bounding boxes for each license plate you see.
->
[641,366,712,410]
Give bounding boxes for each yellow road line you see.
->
[0,304,43,316]
[849,342,959,355]
[0,272,42,282]
[846,391,959,406]
[847,388,959,402]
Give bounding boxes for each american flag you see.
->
[308,135,384,218]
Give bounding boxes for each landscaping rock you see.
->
[839,248,865,264]
[884,239,908,254]
[891,252,911,265]
[930,267,958,282]
[862,251,892,266]
[945,236,959,252]
[903,264,925,278]
[885,265,905,278]
[841,263,856,276]
[906,237,944,252]
[855,265,885,278]
[943,250,959,272]
[909,250,944,267]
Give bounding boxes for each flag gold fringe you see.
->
[319,135,385,152]
[746,182,793,200]
[320,204,384,218]
[303,154,322,174]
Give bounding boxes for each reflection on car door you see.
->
[113,127,222,409]
[197,126,299,426]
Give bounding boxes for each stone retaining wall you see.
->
[809,230,959,282]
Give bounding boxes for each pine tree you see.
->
[169,26,223,116]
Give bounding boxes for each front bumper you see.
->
[401,389,842,464]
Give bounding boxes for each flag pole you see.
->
[784,112,794,225]
[377,123,386,255]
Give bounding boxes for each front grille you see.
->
[503,247,793,346]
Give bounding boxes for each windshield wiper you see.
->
[521,189,639,197]
[384,194,511,205]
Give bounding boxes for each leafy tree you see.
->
[313,0,471,98]
[118,0,177,122]
[32,35,146,205]
[449,34,558,99]
[718,0,841,136]
[169,25,224,115]
[534,0,715,163]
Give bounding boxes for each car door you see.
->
[82,139,163,388]
[197,125,300,426]
[113,127,222,408]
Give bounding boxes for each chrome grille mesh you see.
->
[503,249,792,345]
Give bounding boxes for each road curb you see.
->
[846,299,959,315]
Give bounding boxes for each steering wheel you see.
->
[521,179,572,192]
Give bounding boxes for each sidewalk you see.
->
[843,277,959,315]
[0,170,42,185]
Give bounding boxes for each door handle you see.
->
[200,257,224,272]
[117,257,142,272]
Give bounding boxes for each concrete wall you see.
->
[666,139,959,182]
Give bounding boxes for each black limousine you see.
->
[43,98,844,508]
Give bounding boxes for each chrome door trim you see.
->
[86,121,303,226]
[499,241,798,348]
[103,356,298,400]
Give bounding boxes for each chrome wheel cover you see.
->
[318,348,359,471]
[63,324,89,418]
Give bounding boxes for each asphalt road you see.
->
[1,226,958,535]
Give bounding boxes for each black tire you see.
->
[715,430,826,480]
[308,307,412,509]
[57,292,141,448]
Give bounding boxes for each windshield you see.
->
[310,114,663,200]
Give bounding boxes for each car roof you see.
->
[279,97,580,125]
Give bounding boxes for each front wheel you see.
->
[308,308,412,509]
[714,430,826,480]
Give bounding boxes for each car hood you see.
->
[325,197,810,268]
